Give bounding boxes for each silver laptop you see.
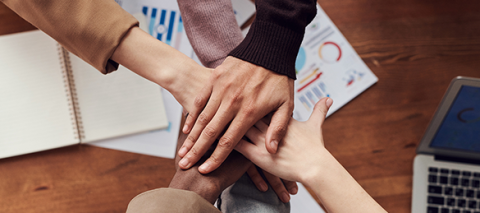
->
[412,76,480,213]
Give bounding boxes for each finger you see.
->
[234,139,258,160]
[265,104,292,154]
[307,97,333,128]
[253,119,269,133]
[246,165,268,192]
[282,180,298,195]
[177,96,221,161]
[244,125,265,146]
[264,171,290,203]
[182,82,212,134]
[199,111,256,174]
[183,103,236,171]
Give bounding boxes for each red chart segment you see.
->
[318,41,342,63]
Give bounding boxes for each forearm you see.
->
[177,0,243,68]
[303,149,386,213]
[111,27,210,112]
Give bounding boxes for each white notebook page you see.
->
[0,30,78,158]
[67,53,168,142]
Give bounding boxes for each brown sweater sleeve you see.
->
[1,0,139,74]
[229,0,317,79]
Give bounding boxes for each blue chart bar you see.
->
[166,11,176,45]
[149,8,157,36]
[300,96,311,110]
[157,10,167,41]
[177,16,184,33]
[142,6,148,16]
[312,87,323,99]
[306,91,317,104]
[174,16,184,49]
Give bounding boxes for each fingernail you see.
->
[179,158,189,168]
[199,162,210,173]
[178,147,187,157]
[325,98,333,108]
[182,124,188,133]
[259,182,268,192]
[289,187,298,195]
[271,140,278,153]
[281,192,290,203]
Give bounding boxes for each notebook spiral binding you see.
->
[57,44,85,141]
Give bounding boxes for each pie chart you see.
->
[318,41,342,63]
[295,47,306,72]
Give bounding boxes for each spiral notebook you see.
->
[0,30,168,159]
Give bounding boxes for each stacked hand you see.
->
[111,27,298,203]
[235,98,387,213]
[178,56,295,174]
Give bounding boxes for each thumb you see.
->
[307,97,333,128]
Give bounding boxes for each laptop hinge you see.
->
[435,155,480,166]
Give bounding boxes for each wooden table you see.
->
[1,1,480,212]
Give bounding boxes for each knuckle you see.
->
[186,135,197,144]
[193,96,205,108]
[209,154,221,164]
[242,103,256,117]
[226,89,242,106]
[197,113,210,125]
[189,147,199,157]
[203,126,217,138]
[218,136,235,149]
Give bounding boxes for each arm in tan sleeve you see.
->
[1,0,138,74]
[126,188,221,213]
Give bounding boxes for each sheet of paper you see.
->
[121,0,196,58]
[293,5,378,121]
[0,30,78,158]
[290,183,326,213]
[90,89,182,159]
[231,0,255,26]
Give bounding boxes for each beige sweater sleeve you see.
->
[1,0,139,74]
[127,188,221,213]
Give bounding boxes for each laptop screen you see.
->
[429,85,480,153]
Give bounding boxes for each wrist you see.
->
[300,148,338,189]
[110,27,186,89]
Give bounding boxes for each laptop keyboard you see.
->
[427,167,480,213]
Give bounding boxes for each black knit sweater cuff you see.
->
[228,21,304,79]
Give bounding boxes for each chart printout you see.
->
[293,5,378,121]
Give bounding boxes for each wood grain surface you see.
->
[1,0,480,212]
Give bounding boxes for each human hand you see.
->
[110,27,213,113]
[235,97,333,183]
[169,132,251,204]
[171,132,297,204]
[246,165,298,203]
[178,56,295,174]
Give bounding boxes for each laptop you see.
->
[412,76,480,213]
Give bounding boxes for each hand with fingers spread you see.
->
[235,98,387,213]
[178,56,294,174]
